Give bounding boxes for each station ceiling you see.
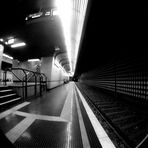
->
[0,0,88,74]
[0,1,147,75]
[0,1,65,60]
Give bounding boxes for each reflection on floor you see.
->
[0,82,115,148]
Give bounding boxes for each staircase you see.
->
[0,86,21,111]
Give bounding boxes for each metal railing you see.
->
[3,67,47,100]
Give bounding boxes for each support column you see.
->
[0,44,4,82]
[0,44,4,70]
[40,56,53,89]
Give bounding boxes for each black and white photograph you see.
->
[0,0,148,148]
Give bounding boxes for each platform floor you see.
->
[0,82,116,148]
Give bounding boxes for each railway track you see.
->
[76,83,148,148]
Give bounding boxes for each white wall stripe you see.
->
[75,84,116,148]
[5,117,35,143]
[0,102,30,119]
[74,85,91,148]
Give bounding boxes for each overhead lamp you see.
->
[3,53,13,60]
[11,42,26,48]
[45,11,51,16]
[28,59,40,62]
[52,9,59,16]
[29,12,43,19]
[8,38,14,44]
[55,0,72,71]
[55,47,60,51]
[25,12,43,21]
[0,39,3,42]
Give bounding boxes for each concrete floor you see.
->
[0,82,115,148]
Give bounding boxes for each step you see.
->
[0,94,16,99]
[0,97,21,106]
[0,89,14,96]
[0,94,19,103]
[0,86,12,90]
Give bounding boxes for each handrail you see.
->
[11,71,22,81]
[7,67,47,81]
[4,67,47,100]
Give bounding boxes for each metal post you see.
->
[22,80,24,101]
[46,77,48,90]
[25,72,27,99]
[4,70,7,86]
[40,75,42,96]
[35,74,37,96]
[40,76,42,96]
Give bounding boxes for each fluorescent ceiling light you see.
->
[55,0,88,73]
[52,9,59,16]
[45,11,50,16]
[3,53,13,59]
[31,14,41,18]
[11,42,26,48]
[29,12,43,19]
[55,47,60,51]
[0,39,3,42]
[28,59,40,62]
[55,0,72,71]
[8,38,14,44]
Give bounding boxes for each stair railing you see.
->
[3,67,47,100]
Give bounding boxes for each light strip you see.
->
[11,42,26,48]
[45,11,51,16]
[55,0,72,72]
[28,59,40,62]
[73,0,88,72]
[31,14,42,19]
[3,53,13,59]
[8,38,14,44]
[0,38,4,42]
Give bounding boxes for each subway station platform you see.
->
[0,82,115,148]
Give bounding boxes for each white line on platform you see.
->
[0,102,30,120]
[74,87,91,148]
[15,111,68,122]
[5,117,35,143]
[60,84,73,122]
[75,84,116,148]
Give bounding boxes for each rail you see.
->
[3,67,47,100]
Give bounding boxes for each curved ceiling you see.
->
[0,0,69,72]
[0,0,89,74]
